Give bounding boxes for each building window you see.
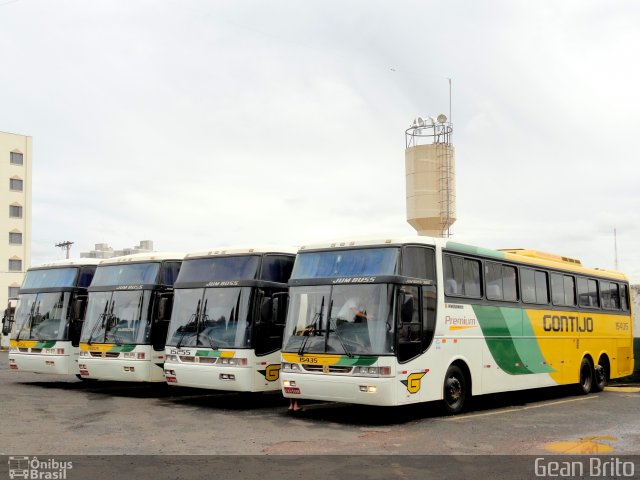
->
[9,205,23,218]
[9,259,22,271]
[8,286,20,298]
[9,232,22,245]
[9,178,23,191]
[10,152,23,165]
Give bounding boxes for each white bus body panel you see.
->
[9,342,79,376]
[78,345,165,382]
[164,347,282,392]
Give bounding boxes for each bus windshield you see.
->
[282,284,395,356]
[81,290,152,344]
[176,256,259,284]
[166,287,252,348]
[91,263,160,287]
[22,268,78,289]
[291,248,399,279]
[12,292,71,341]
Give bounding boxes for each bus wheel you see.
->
[592,360,608,392]
[443,365,467,414]
[577,358,593,395]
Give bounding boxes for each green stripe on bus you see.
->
[109,344,136,353]
[36,341,57,348]
[335,356,378,367]
[473,306,555,375]
[445,242,506,260]
[196,350,221,357]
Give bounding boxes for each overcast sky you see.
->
[1,0,639,282]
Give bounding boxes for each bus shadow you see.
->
[19,379,198,399]
[160,390,290,411]
[289,385,582,426]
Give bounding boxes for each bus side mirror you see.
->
[398,291,414,327]
[71,298,86,321]
[2,306,15,336]
[272,292,289,326]
[157,297,172,322]
[259,298,273,324]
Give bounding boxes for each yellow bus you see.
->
[280,237,634,413]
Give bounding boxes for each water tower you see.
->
[405,114,456,237]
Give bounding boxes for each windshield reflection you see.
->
[80,290,151,344]
[12,292,71,341]
[283,284,395,356]
[166,287,251,348]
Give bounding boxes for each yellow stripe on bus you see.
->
[10,340,38,348]
[282,353,343,366]
[79,343,117,352]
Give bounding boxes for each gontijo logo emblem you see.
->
[401,372,426,394]
[258,364,281,382]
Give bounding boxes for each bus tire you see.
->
[592,357,609,392]
[577,357,593,395]
[442,365,467,415]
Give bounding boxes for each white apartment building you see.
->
[0,132,32,311]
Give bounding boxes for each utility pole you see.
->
[614,229,619,270]
[55,241,74,259]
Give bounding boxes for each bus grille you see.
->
[179,356,195,363]
[302,365,353,374]
[89,351,120,358]
[19,347,29,353]
[198,357,217,364]
[31,348,42,353]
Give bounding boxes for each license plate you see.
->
[284,387,300,394]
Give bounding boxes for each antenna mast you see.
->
[55,241,74,260]
[614,228,619,270]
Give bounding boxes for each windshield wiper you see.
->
[176,299,201,349]
[198,299,218,350]
[88,302,110,345]
[328,311,354,358]
[298,296,324,356]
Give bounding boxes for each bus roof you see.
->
[297,236,628,282]
[184,246,298,259]
[298,236,437,251]
[98,252,185,265]
[29,258,102,269]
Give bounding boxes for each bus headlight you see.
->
[352,366,391,377]
[165,354,178,363]
[79,351,89,357]
[219,358,247,366]
[282,363,301,372]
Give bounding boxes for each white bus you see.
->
[5,259,100,376]
[164,247,295,391]
[281,237,634,412]
[78,252,184,382]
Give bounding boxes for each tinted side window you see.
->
[578,277,599,308]
[563,276,576,306]
[551,273,564,305]
[620,284,629,311]
[443,255,463,295]
[601,282,620,310]
[522,268,548,304]
[463,259,481,297]
[78,267,97,288]
[261,255,295,283]
[161,262,182,286]
[444,255,481,298]
[402,247,436,281]
[485,262,503,300]
[485,263,518,302]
